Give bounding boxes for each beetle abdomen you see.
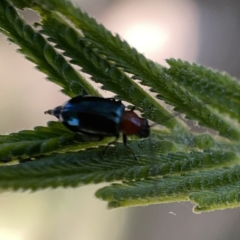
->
[60,96,125,136]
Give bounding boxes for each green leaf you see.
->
[0,0,240,212]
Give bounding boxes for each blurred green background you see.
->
[1,0,240,239]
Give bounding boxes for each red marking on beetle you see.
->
[120,109,150,137]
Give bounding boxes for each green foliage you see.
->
[1,0,240,212]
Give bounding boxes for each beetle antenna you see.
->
[150,101,208,128]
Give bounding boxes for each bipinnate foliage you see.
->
[1,0,240,212]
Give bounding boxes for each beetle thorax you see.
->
[120,111,150,138]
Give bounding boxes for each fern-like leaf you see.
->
[1,0,240,213]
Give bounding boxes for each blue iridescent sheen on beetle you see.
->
[45,95,150,160]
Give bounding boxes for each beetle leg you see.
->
[128,105,152,112]
[82,89,88,96]
[102,135,119,156]
[130,106,136,111]
[123,134,138,161]
[130,105,153,113]
[105,97,117,101]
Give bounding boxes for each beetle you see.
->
[44,95,150,160]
